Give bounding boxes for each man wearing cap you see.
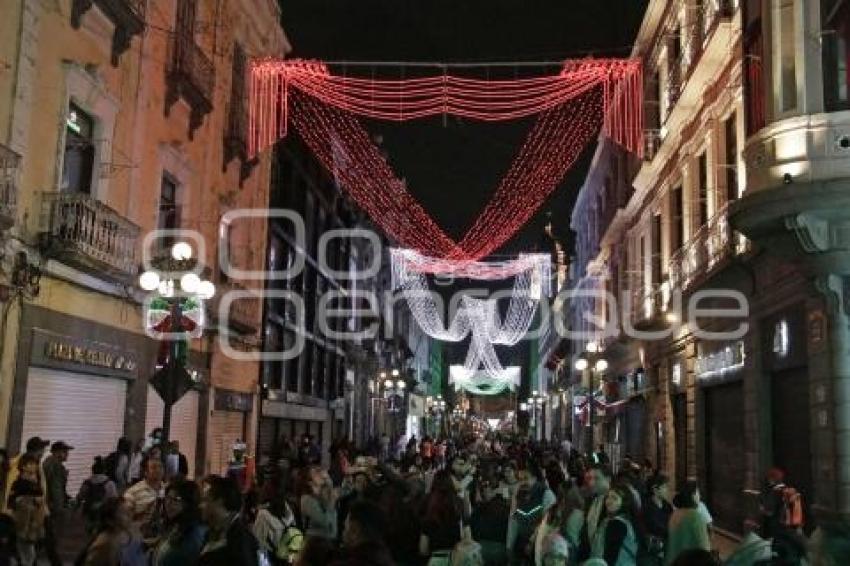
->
[43,441,73,566]
[3,436,50,512]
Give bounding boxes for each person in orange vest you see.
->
[760,467,804,538]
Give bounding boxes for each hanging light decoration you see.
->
[450,365,521,396]
[248,58,643,263]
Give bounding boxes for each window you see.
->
[822,0,850,110]
[671,186,684,251]
[651,214,663,286]
[775,0,798,112]
[697,153,709,227]
[744,0,766,134]
[61,102,95,193]
[724,113,739,202]
[157,174,180,249]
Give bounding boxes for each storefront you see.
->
[696,340,746,533]
[208,388,252,475]
[145,386,200,478]
[10,305,155,494]
[669,359,688,489]
[764,304,812,516]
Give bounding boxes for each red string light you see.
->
[248,58,643,264]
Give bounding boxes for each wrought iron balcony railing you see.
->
[40,192,140,280]
[165,33,215,137]
[70,0,146,65]
[668,202,749,292]
[0,144,20,230]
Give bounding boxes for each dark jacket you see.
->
[198,517,259,566]
[329,541,395,566]
[42,454,68,515]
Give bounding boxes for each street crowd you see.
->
[0,431,845,565]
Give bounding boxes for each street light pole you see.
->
[575,341,608,456]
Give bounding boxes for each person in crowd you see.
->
[128,439,145,486]
[809,521,850,566]
[152,478,206,566]
[198,476,259,565]
[760,466,804,539]
[164,441,189,481]
[421,468,467,561]
[7,455,46,566]
[378,478,423,564]
[643,474,673,562]
[77,456,119,534]
[337,471,371,539]
[331,500,394,566]
[533,482,584,566]
[577,464,612,561]
[507,461,556,563]
[665,481,711,565]
[77,497,147,566]
[588,485,638,565]
[299,466,337,540]
[123,456,165,541]
[723,520,772,566]
[294,535,336,566]
[4,437,49,512]
[105,438,132,492]
[470,476,511,564]
[42,440,72,566]
[329,440,350,488]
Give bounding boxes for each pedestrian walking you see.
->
[76,497,146,566]
[198,476,260,566]
[105,438,132,492]
[77,456,118,534]
[4,437,49,512]
[152,479,206,566]
[665,481,711,565]
[299,466,337,540]
[588,485,638,565]
[123,456,165,542]
[331,500,393,566]
[43,440,72,566]
[7,455,46,566]
[643,474,673,564]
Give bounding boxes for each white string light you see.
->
[391,249,550,381]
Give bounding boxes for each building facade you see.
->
[0,0,288,487]
[570,0,850,532]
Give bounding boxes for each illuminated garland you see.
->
[450,365,521,396]
[248,59,643,261]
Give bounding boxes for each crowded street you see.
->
[1,0,850,564]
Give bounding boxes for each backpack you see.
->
[81,479,108,519]
[780,487,803,528]
[275,524,304,563]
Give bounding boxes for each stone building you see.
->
[0,0,289,486]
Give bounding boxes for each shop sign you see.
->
[214,388,253,412]
[31,329,138,378]
[695,341,745,379]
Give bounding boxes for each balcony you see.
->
[210,281,261,335]
[39,192,140,281]
[0,145,20,230]
[668,203,749,291]
[165,34,214,138]
[71,0,146,65]
[223,102,257,185]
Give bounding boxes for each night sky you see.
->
[279,0,647,253]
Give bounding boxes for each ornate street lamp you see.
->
[139,242,215,446]
[575,341,608,455]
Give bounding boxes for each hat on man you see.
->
[50,441,74,452]
[25,437,50,452]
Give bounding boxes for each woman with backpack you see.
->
[151,479,206,566]
[77,457,119,535]
[588,485,638,566]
